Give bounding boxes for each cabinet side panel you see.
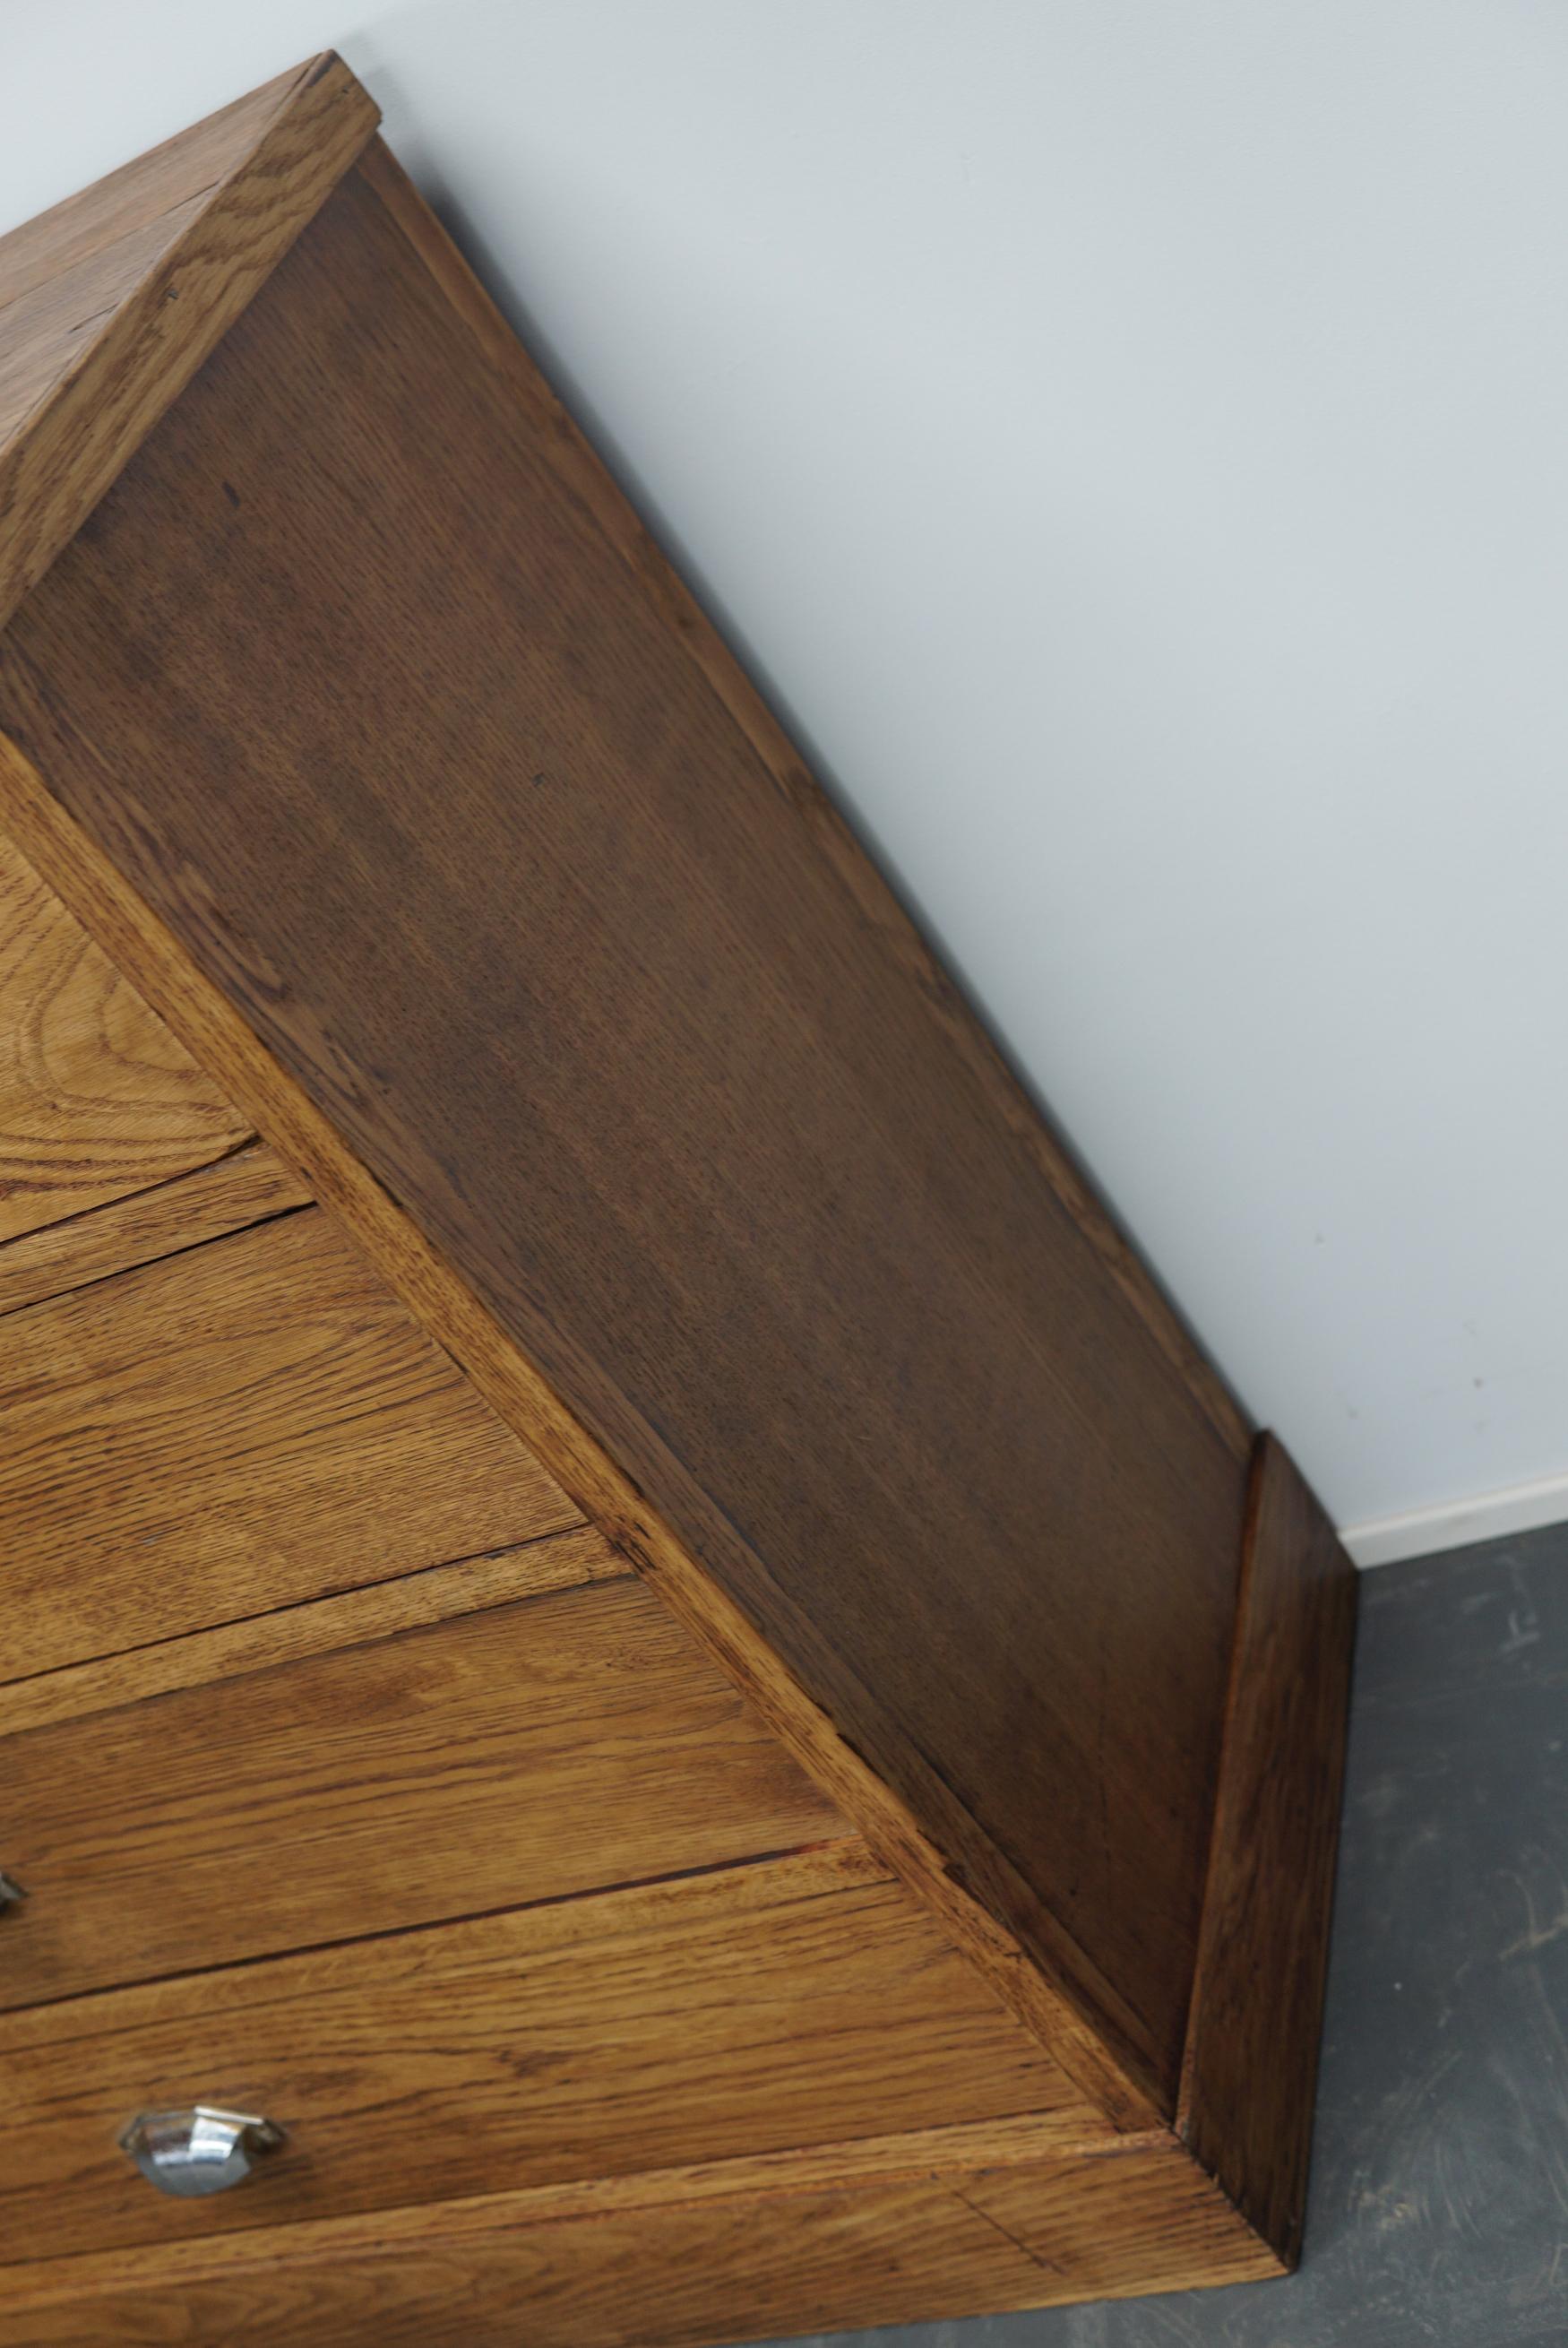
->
[0,163,1250,2100]
[1178,1434,1359,2261]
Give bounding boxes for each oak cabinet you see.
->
[0,55,1356,2346]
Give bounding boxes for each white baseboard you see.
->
[1341,1468,1568,1569]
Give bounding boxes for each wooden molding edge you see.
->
[0,2119,1275,2315]
[0,725,1161,2135]
[0,52,378,628]
[1177,1431,1360,2264]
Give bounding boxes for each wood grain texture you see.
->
[0,2109,1156,2257]
[0,53,377,626]
[0,723,1154,2136]
[0,1571,846,2006]
[0,135,1254,2119]
[0,2139,1274,2345]
[0,65,321,310]
[357,138,1253,1474]
[1178,1435,1359,2264]
[0,1843,1098,2265]
[0,1205,580,1679]
[0,1137,307,1316]
[0,824,249,1240]
[0,196,209,448]
[0,1521,626,1735]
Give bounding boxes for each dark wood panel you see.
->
[0,2139,1276,2346]
[0,151,1251,2105]
[0,54,377,627]
[0,1572,845,2007]
[0,1844,1097,2264]
[0,1206,580,1678]
[1177,1436,1358,2262]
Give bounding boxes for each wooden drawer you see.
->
[0,1205,580,1678]
[0,2145,1279,2348]
[0,1551,843,2007]
[0,828,249,1243]
[0,1845,1090,2264]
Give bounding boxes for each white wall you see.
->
[5,1,1568,1559]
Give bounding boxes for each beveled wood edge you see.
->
[0,1138,310,1320]
[0,1522,626,1736]
[0,2117,1281,2311]
[0,62,314,311]
[0,53,379,628]
[356,132,1253,1472]
[1176,1431,1359,2265]
[0,729,1161,2135]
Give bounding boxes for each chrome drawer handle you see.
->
[0,1871,25,1914]
[119,2107,285,2197]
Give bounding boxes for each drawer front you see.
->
[0,1206,580,1677]
[0,2145,1272,2348]
[0,1562,844,2006]
[0,827,250,1244]
[0,1846,1090,2262]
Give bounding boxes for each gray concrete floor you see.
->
[757,1522,1568,2348]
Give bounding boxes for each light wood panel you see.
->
[0,825,248,1242]
[0,53,377,626]
[0,1844,1098,2265]
[0,131,1253,2123]
[0,1570,845,2006]
[0,1523,625,1735]
[0,1205,581,1679]
[0,65,328,311]
[0,2138,1276,2345]
[0,1138,308,1316]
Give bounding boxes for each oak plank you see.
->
[0,2110,1152,2263]
[0,825,249,1241]
[0,1522,625,1735]
[0,53,378,626]
[0,1205,581,1679]
[0,195,210,450]
[0,1843,1098,2264]
[0,1572,846,2005]
[0,64,322,311]
[1177,1434,1359,2264]
[0,136,1252,2120]
[0,2138,1274,2345]
[0,1138,308,1317]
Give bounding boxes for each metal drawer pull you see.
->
[118,2107,285,2197]
[0,1871,25,1914]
